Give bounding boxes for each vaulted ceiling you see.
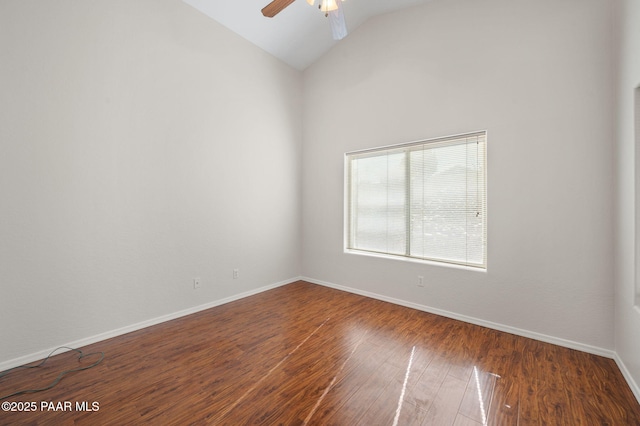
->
[182,0,431,70]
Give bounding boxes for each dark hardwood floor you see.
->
[1,281,639,425]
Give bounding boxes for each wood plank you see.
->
[1,281,639,425]
[454,413,484,426]
[458,366,497,424]
[422,373,469,425]
[486,375,520,426]
[405,354,451,412]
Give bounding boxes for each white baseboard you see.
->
[0,277,301,373]
[614,353,640,404]
[5,276,635,405]
[302,276,616,359]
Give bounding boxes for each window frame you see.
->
[635,85,640,307]
[344,131,487,270]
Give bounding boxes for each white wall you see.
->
[0,0,302,365]
[302,0,616,353]
[614,0,640,401]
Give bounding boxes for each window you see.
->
[345,131,487,269]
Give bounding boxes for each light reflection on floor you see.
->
[333,319,507,425]
[393,345,416,426]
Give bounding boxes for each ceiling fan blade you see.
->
[262,0,296,17]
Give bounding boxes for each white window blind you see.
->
[346,131,487,269]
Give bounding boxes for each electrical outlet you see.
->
[193,277,202,289]
[417,276,424,287]
[233,269,239,279]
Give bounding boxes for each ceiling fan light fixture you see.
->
[320,0,339,13]
[261,0,348,40]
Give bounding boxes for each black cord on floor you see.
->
[0,346,104,400]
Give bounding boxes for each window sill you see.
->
[343,248,487,272]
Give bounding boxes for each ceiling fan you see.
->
[261,0,348,40]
